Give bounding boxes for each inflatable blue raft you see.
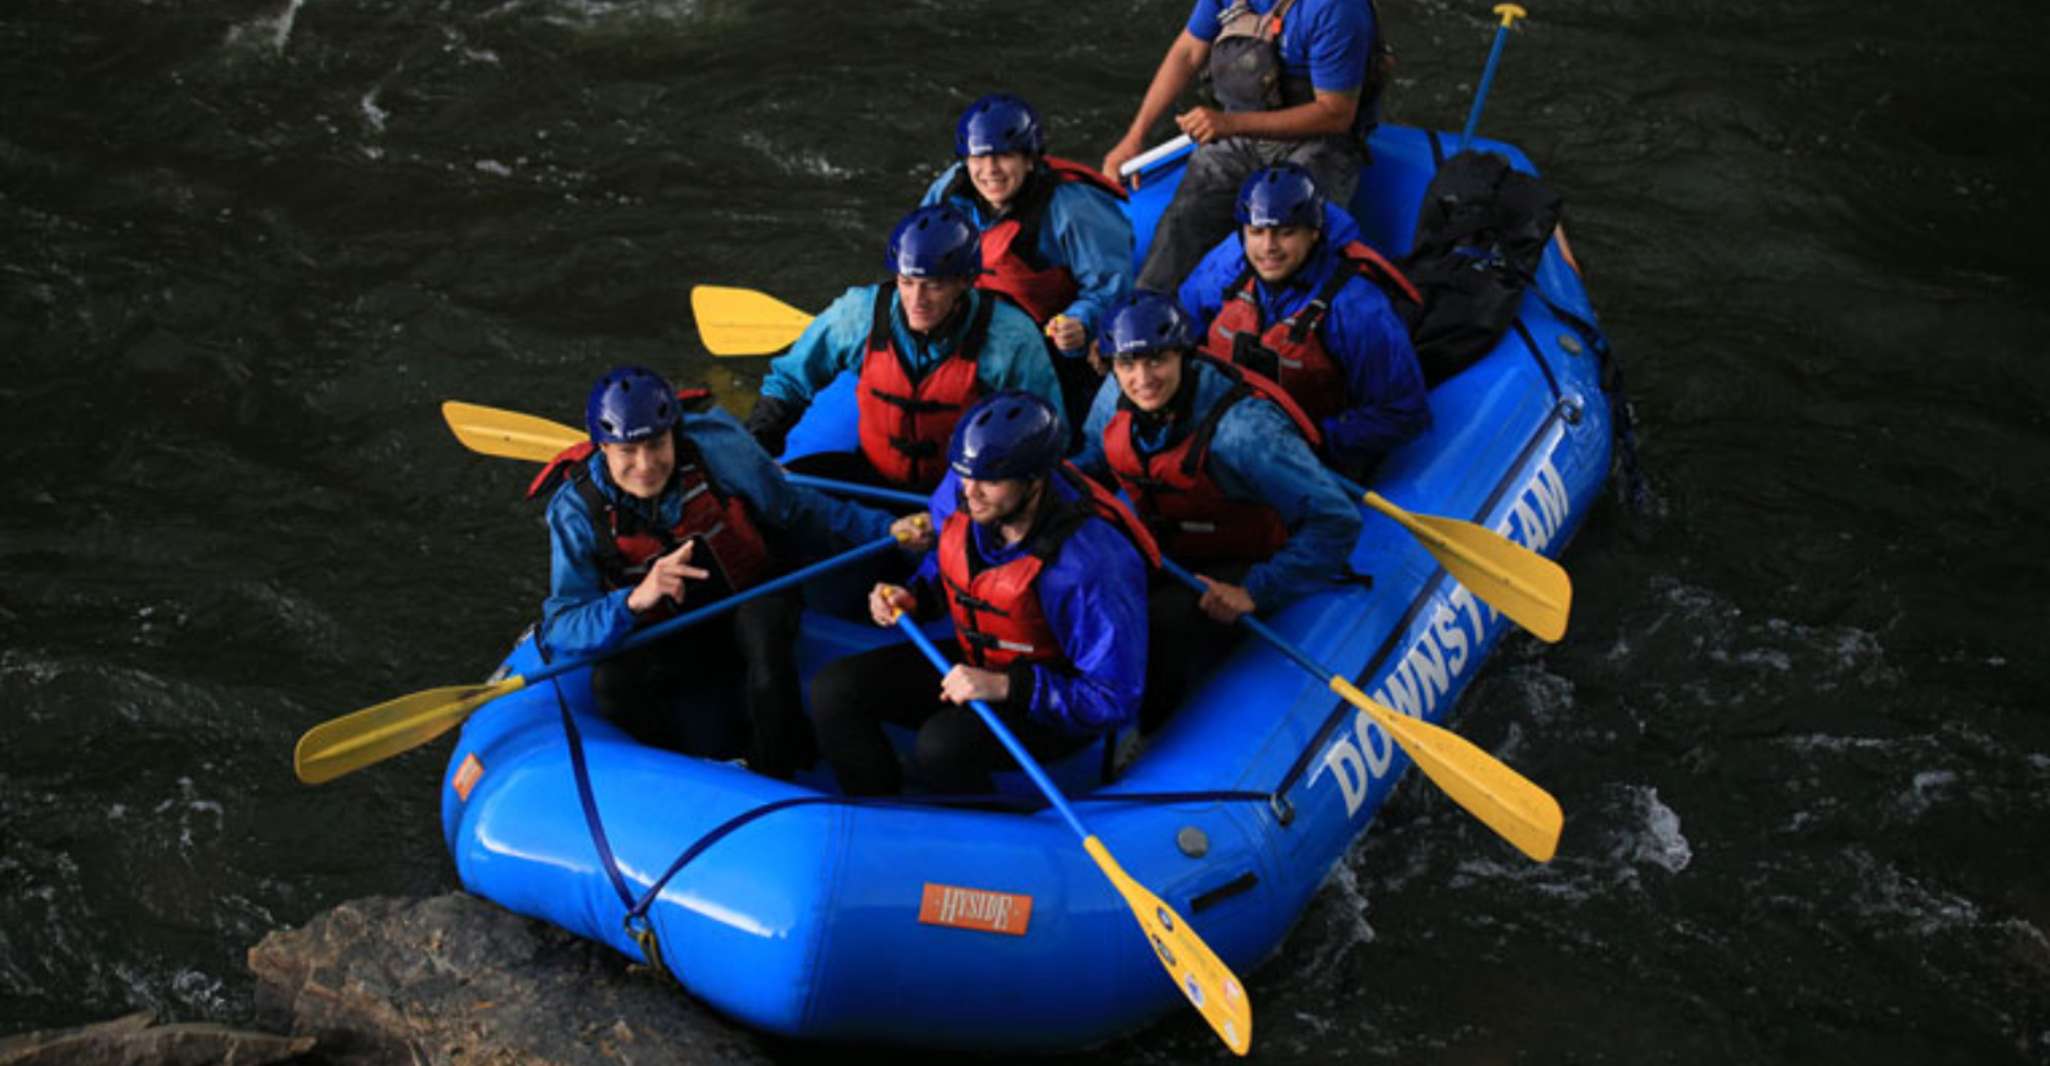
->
[439,125,1614,1052]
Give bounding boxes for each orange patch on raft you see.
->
[451,753,485,802]
[917,882,1034,936]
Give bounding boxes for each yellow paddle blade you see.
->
[1083,837,1252,1055]
[294,676,527,785]
[442,401,583,464]
[1330,677,1561,862]
[1363,491,1571,642]
[690,285,815,356]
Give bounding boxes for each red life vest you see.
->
[1199,239,1422,421]
[966,156,1128,325]
[855,288,993,489]
[937,463,1159,670]
[528,410,774,621]
[1102,356,1322,563]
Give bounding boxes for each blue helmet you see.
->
[586,364,678,444]
[949,391,1064,481]
[1235,163,1325,229]
[956,93,1046,157]
[1101,290,1196,359]
[885,204,983,279]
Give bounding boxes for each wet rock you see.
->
[247,893,773,1066]
[0,1011,314,1065]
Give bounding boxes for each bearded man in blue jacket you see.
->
[535,365,908,779]
[1180,162,1428,477]
[809,392,1154,796]
[1074,291,1362,729]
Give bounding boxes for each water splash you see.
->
[222,0,307,57]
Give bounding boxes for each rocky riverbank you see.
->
[1,894,772,1066]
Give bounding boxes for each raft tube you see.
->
[439,125,1613,1052]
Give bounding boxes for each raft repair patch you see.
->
[451,753,485,801]
[918,883,1033,936]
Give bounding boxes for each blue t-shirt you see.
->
[1185,0,1375,95]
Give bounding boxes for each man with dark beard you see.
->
[808,392,1155,796]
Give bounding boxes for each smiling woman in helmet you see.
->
[807,391,1157,797]
[1071,291,1362,729]
[920,93,1135,435]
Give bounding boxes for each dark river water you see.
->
[5,0,2048,1062]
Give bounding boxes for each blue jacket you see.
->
[541,409,897,658]
[1074,358,1362,611]
[920,162,1135,354]
[759,284,1064,425]
[1178,203,1430,464]
[906,470,1148,736]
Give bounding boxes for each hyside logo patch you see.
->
[918,883,1033,936]
[451,753,485,801]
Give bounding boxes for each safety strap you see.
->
[532,634,673,978]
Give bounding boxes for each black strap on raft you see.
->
[532,632,676,981]
[532,623,1277,980]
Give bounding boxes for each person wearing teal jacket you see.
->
[746,204,1063,492]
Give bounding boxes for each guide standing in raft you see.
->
[1101,0,1390,292]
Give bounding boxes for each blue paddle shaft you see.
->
[1157,557,1333,683]
[796,474,1353,689]
[804,465,1346,688]
[788,473,927,508]
[1459,22,1516,151]
[891,615,1095,842]
[523,534,901,688]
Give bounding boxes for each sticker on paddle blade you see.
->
[1082,836,1252,1056]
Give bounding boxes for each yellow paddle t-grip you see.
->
[1494,3,1527,27]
